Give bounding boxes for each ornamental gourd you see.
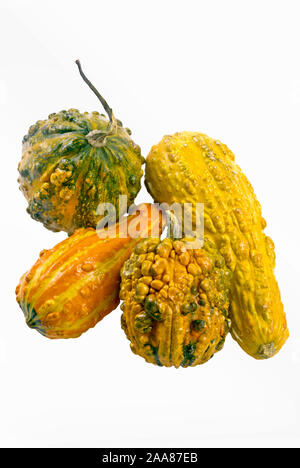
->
[120,237,232,367]
[16,204,165,339]
[145,132,289,360]
[18,61,144,235]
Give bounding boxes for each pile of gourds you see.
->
[16,61,288,367]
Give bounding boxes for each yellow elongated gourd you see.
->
[145,132,289,359]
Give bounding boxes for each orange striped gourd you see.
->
[16,204,165,339]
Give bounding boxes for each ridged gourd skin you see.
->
[145,132,289,360]
[16,204,164,339]
[120,237,232,367]
[18,109,144,235]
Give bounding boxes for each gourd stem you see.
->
[75,59,114,123]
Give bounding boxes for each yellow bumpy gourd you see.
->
[120,238,232,367]
[145,132,289,359]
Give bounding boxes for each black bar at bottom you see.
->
[1,448,205,463]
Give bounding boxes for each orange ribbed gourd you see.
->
[16,203,165,339]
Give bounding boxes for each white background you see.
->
[1,0,300,448]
